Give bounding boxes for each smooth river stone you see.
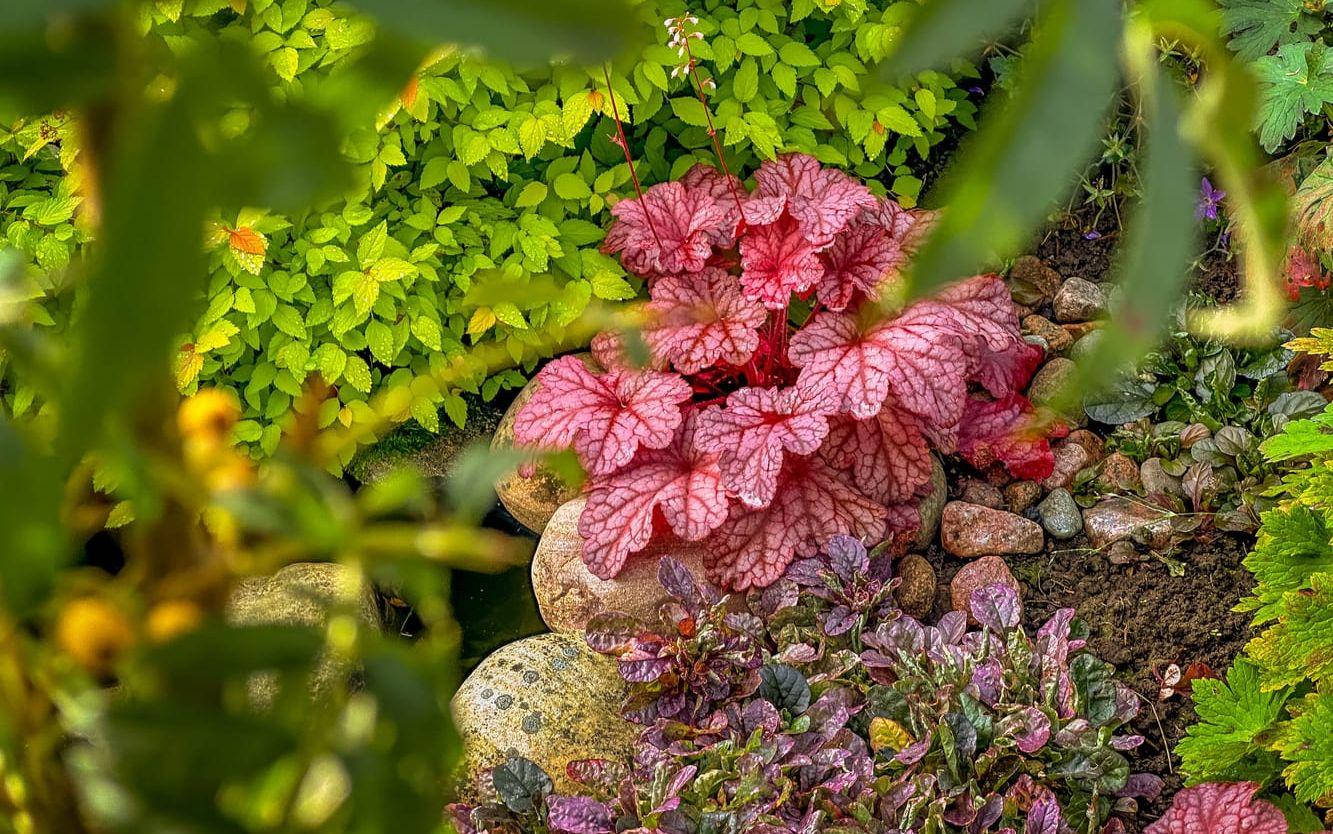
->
[491,354,598,533]
[532,496,712,633]
[451,632,638,799]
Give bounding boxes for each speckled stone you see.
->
[950,556,1020,620]
[451,632,638,799]
[227,562,381,706]
[1004,481,1043,515]
[1036,488,1082,541]
[1083,497,1175,550]
[894,554,937,620]
[533,497,712,633]
[1022,315,1073,353]
[491,354,597,533]
[940,502,1044,558]
[1053,278,1107,323]
[914,456,948,550]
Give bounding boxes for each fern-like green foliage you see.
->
[0,0,975,468]
[1219,0,1333,153]
[1180,394,1333,820]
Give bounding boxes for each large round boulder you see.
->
[532,497,712,633]
[451,632,638,798]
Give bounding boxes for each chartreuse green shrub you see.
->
[1178,337,1333,829]
[0,0,976,468]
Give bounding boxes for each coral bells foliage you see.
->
[514,154,1054,590]
[1145,783,1288,834]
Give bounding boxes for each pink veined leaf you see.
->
[642,268,768,373]
[789,275,1023,427]
[704,455,887,591]
[956,394,1058,481]
[680,164,743,246]
[902,274,1023,354]
[603,179,733,276]
[739,215,826,309]
[821,397,933,504]
[694,385,835,509]
[579,416,730,579]
[788,306,972,428]
[816,199,924,312]
[741,153,876,245]
[1144,783,1287,834]
[589,327,667,372]
[513,355,692,476]
[970,339,1045,400]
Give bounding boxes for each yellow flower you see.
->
[54,598,135,677]
[145,600,204,643]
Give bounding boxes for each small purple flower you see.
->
[1083,230,1101,240]
[1195,176,1225,221]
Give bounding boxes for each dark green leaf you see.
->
[1071,653,1118,727]
[492,755,553,814]
[758,663,811,715]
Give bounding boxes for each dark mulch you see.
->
[1035,207,1242,304]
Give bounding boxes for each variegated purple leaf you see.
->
[1112,734,1145,751]
[658,556,710,613]
[1116,773,1164,801]
[823,604,859,636]
[825,535,869,581]
[618,648,672,683]
[547,795,615,834]
[971,658,1004,706]
[970,583,1022,632]
[585,611,640,654]
[896,738,932,765]
[565,759,628,794]
[1025,789,1061,834]
[1013,706,1052,753]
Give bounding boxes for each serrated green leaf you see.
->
[365,319,395,365]
[552,172,591,200]
[669,97,712,128]
[1254,41,1333,153]
[515,182,547,207]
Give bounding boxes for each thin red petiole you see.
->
[601,64,664,252]
[681,41,745,221]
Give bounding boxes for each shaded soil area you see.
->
[1035,210,1241,304]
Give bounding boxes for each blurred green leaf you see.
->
[142,624,323,682]
[348,0,642,63]
[881,0,1033,79]
[903,0,1120,299]
[1070,62,1197,407]
[0,420,64,615]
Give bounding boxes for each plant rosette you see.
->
[511,153,1059,591]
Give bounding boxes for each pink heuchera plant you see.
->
[514,153,1057,590]
[1145,783,1287,834]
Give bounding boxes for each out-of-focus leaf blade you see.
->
[903,0,1121,300]
[1136,0,1291,342]
[0,421,64,615]
[1068,59,1197,410]
[881,0,1033,79]
[348,0,642,63]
